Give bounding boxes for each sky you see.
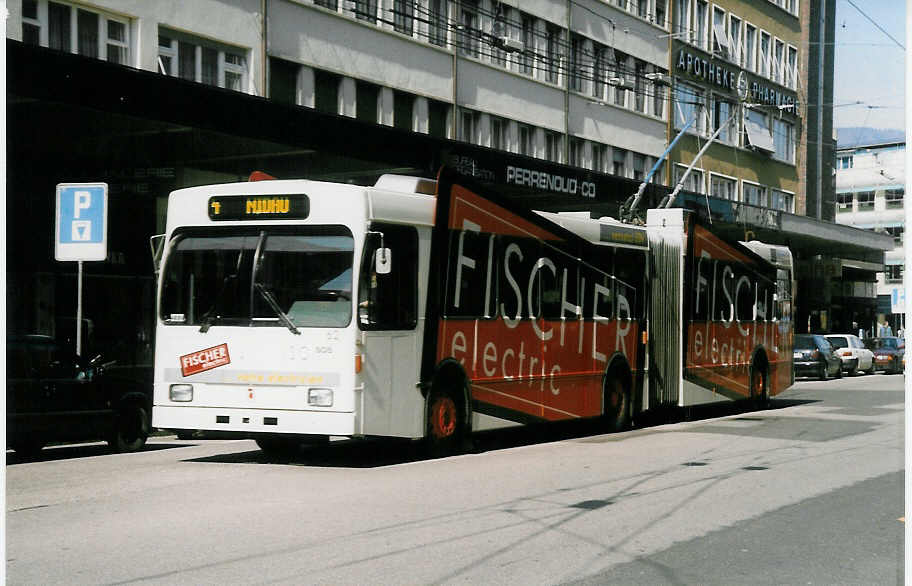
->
[832,0,905,131]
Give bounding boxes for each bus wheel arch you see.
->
[602,355,633,432]
[749,349,770,408]
[425,359,472,455]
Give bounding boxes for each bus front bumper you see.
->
[153,405,357,436]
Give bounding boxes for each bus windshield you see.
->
[160,226,354,329]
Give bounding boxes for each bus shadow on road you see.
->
[6,442,188,465]
[182,399,821,468]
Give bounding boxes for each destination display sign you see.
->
[208,194,310,220]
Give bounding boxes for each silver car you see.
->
[825,334,875,375]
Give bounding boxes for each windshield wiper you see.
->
[255,283,301,335]
[198,273,240,333]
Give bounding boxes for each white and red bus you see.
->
[152,167,793,453]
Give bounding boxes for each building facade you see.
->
[667,0,801,216]
[9,0,677,185]
[835,141,906,335]
[5,0,891,360]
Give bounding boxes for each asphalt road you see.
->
[6,372,904,585]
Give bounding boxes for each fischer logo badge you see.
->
[180,343,230,376]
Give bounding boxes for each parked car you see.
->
[6,335,152,456]
[793,334,842,380]
[864,337,905,374]
[824,334,875,375]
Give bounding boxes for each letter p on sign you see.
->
[74,191,92,219]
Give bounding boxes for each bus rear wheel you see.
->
[425,387,466,457]
[750,363,769,409]
[602,373,630,432]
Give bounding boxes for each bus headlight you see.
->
[170,384,194,402]
[308,388,333,407]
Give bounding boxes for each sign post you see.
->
[55,183,108,356]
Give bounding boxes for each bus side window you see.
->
[358,224,419,330]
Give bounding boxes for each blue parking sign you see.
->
[55,183,108,261]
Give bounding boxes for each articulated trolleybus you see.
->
[153,168,793,454]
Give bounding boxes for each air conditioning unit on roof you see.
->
[608,77,635,90]
[645,72,671,86]
[495,36,524,53]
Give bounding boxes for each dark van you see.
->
[7,335,152,456]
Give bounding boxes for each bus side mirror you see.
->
[375,248,392,275]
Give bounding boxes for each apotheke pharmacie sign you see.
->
[675,48,797,111]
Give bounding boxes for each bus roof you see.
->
[165,177,436,235]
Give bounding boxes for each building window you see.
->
[314,0,338,10]
[786,45,798,89]
[713,96,736,144]
[711,6,728,59]
[314,69,341,114]
[856,190,875,210]
[710,174,736,200]
[652,69,667,119]
[393,0,414,35]
[654,0,667,28]
[356,80,379,123]
[159,29,248,92]
[885,264,903,283]
[675,82,705,134]
[885,226,904,245]
[837,155,854,169]
[728,15,742,65]
[743,182,767,206]
[836,192,853,212]
[744,108,775,153]
[637,0,648,18]
[22,0,41,44]
[393,90,414,131]
[569,138,584,168]
[676,0,692,41]
[744,24,757,72]
[634,60,647,113]
[569,35,583,92]
[428,98,450,138]
[518,124,533,156]
[25,1,131,65]
[491,6,510,67]
[490,116,505,150]
[545,24,561,84]
[632,153,646,181]
[545,131,562,163]
[759,31,771,78]
[770,189,794,212]
[651,161,665,184]
[460,109,477,144]
[458,1,479,58]
[592,144,606,173]
[593,44,608,100]
[772,38,785,84]
[613,148,628,177]
[885,188,904,208]
[613,51,629,107]
[694,0,709,50]
[269,57,299,104]
[353,0,377,23]
[520,15,534,75]
[772,118,795,163]
[674,164,704,194]
[428,0,447,47]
